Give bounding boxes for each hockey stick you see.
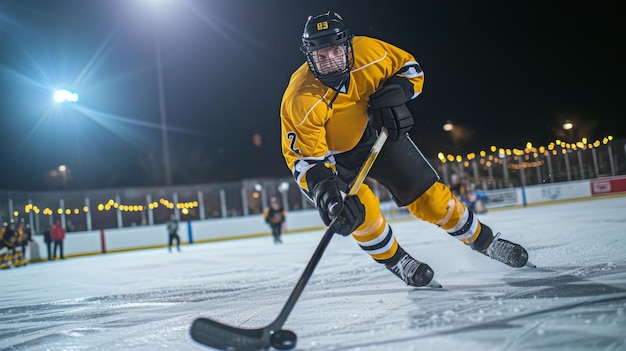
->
[190,127,389,351]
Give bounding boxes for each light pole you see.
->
[58,165,68,188]
[143,1,173,186]
[563,120,574,143]
[154,18,172,186]
[278,181,290,211]
[52,89,79,188]
[443,120,464,180]
[443,120,459,155]
[562,121,573,180]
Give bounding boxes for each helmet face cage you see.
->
[301,12,354,88]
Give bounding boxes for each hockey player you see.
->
[279,11,531,288]
[166,214,181,253]
[263,196,287,244]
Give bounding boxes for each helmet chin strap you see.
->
[319,72,349,92]
[322,75,350,109]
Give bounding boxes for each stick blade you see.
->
[190,317,271,351]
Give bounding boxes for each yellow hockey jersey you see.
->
[280,36,424,193]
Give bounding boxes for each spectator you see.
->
[66,220,75,232]
[463,182,489,214]
[263,197,287,244]
[43,225,52,261]
[50,219,66,260]
[0,222,17,269]
[449,173,464,199]
[13,221,31,266]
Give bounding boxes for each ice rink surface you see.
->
[2,196,625,351]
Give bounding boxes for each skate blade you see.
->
[426,278,443,289]
[525,261,537,268]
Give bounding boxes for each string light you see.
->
[11,135,616,219]
[16,197,199,218]
[438,135,614,170]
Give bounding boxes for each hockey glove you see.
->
[368,76,415,141]
[313,178,365,236]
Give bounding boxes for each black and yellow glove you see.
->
[313,178,365,236]
[368,75,414,141]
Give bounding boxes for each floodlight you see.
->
[54,89,79,103]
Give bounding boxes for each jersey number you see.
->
[287,132,301,155]
[316,22,329,31]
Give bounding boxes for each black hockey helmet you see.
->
[301,11,354,89]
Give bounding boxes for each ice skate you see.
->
[483,233,534,268]
[385,248,442,288]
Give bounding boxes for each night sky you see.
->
[1,0,624,191]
